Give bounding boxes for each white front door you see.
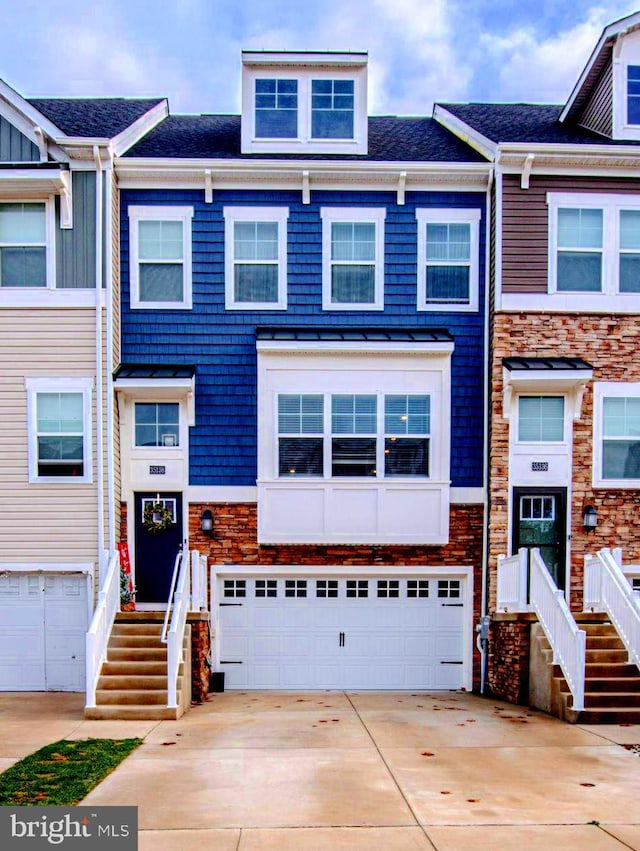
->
[0,573,88,691]
[217,574,466,690]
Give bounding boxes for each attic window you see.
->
[311,79,354,139]
[628,65,640,125]
[255,79,298,139]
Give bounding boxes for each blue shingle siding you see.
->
[121,188,486,488]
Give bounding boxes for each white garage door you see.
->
[217,574,466,690]
[0,573,89,691]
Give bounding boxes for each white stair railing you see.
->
[190,550,208,611]
[585,548,640,670]
[162,549,190,709]
[530,548,586,712]
[497,548,529,611]
[85,550,121,709]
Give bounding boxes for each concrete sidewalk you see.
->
[2,691,640,849]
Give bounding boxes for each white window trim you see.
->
[612,31,640,141]
[223,206,289,310]
[25,376,93,485]
[275,391,431,480]
[548,193,640,296]
[320,207,386,311]
[515,394,567,446]
[128,205,194,310]
[593,381,640,488]
[416,208,480,312]
[241,65,368,155]
[0,197,55,293]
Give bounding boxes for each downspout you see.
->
[476,165,494,694]
[93,146,105,580]
[105,151,115,553]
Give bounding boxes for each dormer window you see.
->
[628,65,640,124]
[241,51,368,155]
[311,80,354,139]
[255,79,298,138]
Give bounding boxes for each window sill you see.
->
[0,289,101,308]
[29,476,93,485]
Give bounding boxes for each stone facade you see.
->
[487,614,535,704]
[490,312,640,613]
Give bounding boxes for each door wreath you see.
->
[142,501,174,534]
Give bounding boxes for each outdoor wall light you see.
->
[200,509,213,535]
[583,505,598,531]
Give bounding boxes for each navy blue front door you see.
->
[134,492,183,603]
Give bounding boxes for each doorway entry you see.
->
[512,487,567,590]
[134,492,184,603]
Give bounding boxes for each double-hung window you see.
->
[0,201,51,288]
[224,207,289,309]
[518,396,565,442]
[321,208,385,310]
[277,392,430,479]
[129,206,193,309]
[26,377,92,483]
[594,383,640,486]
[255,79,298,138]
[628,65,640,125]
[549,195,640,296]
[416,209,480,311]
[311,79,354,139]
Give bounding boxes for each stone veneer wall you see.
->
[488,614,535,704]
[188,501,485,689]
[491,312,640,614]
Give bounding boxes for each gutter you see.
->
[104,153,116,553]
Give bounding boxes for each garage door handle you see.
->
[220,660,243,665]
[220,603,243,607]
[339,631,345,647]
[440,661,463,665]
[441,603,464,607]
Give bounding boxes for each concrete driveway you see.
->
[2,691,640,850]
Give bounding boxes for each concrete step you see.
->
[109,635,166,649]
[577,707,640,724]
[111,623,164,637]
[585,662,639,677]
[101,661,168,676]
[585,649,629,663]
[107,647,167,662]
[582,676,640,692]
[96,689,169,706]
[97,675,169,690]
[585,634,625,650]
[85,704,181,721]
[115,612,166,622]
[584,692,640,708]
[575,613,612,624]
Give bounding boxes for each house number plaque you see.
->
[149,465,166,475]
[531,461,549,472]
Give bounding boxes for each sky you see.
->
[1,1,639,116]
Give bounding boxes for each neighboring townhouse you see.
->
[437,11,640,718]
[112,51,491,692]
[0,81,167,692]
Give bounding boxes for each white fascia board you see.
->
[433,105,496,161]
[110,100,169,157]
[560,13,640,122]
[213,564,473,578]
[242,51,367,67]
[0,79,66,139]
[503,367,593,392]
[257,340,455,355]
[497,141,640,166]
[0,562,93,573]
[114,377,194,393]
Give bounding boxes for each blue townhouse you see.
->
[113,51,491,691]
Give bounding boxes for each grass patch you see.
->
[0,738,141,806]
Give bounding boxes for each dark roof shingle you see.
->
[123,114,487,162]
[440,103,639,146]
[28,98,165,138]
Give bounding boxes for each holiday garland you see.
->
[142,501,174,534]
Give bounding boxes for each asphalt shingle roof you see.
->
[123,114,487,162]
[440,103,639,146]
[28,98,165,138]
